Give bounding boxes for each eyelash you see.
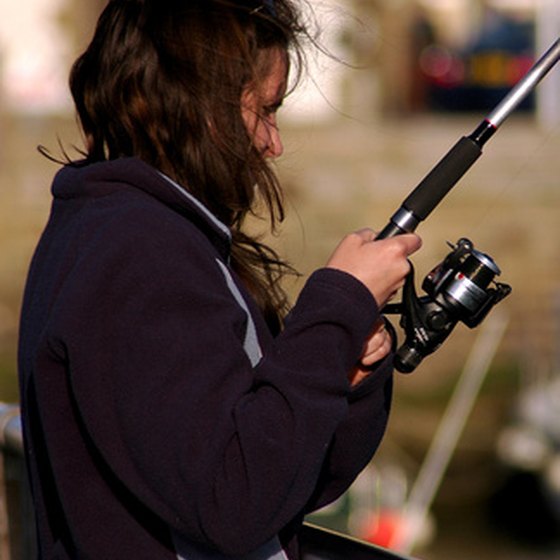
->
[263,102,282,117]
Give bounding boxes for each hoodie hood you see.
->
[52,157,232,260]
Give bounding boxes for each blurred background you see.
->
[1,0,560,558]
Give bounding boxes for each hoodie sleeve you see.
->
[50,201,390,555]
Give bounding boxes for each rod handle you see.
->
[377,136,482,239]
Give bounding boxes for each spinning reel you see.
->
[376,37,560,373]
[384,238,511,373]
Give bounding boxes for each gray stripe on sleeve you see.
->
[216,259,263,367]
[171,257,286,558]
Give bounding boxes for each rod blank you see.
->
[488,37,560,128]
[377,37,560,240]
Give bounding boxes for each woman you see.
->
[18,0,421,558]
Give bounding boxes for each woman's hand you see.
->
[327,228,420,387]
[347,318,392,387]
[326,228,422,308]
[360,318,392,366]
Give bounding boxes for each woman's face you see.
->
[241,51,288,159]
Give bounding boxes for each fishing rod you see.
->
[382,37,560,373]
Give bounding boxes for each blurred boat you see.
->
[495,374,560,540]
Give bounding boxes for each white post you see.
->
[536,0,560,131]
[393,311,510,555]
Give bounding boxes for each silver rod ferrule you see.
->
[390,207,420,234]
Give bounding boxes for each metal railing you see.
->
[0,403,35,560]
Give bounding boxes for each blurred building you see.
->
[1,0,557,123]
[0,0,106,115]
[347,0,543,116]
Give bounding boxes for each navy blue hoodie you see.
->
[18,158,394,559]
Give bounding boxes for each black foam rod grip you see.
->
[403,135,482,220]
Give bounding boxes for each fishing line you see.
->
[463,119,560,241]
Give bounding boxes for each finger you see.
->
[361,326,391,361]
[399,233,423,256]
[353,228,376,243]
[385,289,399,303]
[361,336,392,366]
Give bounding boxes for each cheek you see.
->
[241,112,266,152]
[252,120,272,151]
[242,108,274,153]
[241,103,257,136]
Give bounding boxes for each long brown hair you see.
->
[69,0,310,333]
